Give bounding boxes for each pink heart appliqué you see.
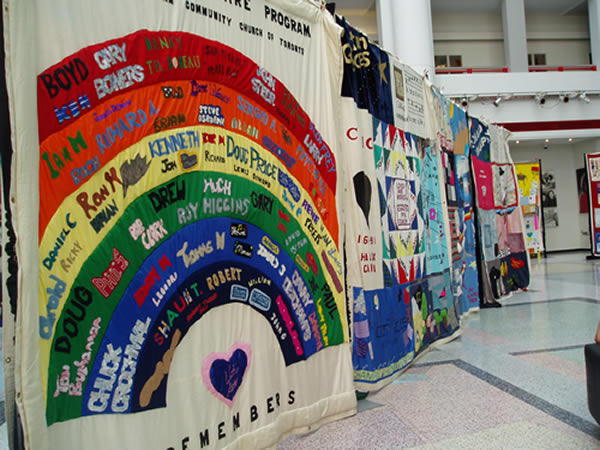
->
[202,342,252,408]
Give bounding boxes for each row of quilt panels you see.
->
[4,2,532,448]
[336,16,531,390]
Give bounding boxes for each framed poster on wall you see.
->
[585,153,600,257]
[541,170,558,228]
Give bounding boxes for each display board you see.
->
[515,162,544,253]
[470,118,530,305]
[5,1,356,448]
[585,152,600,256]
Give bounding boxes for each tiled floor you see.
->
[0,327,6,450]
[1,253,599,449]
[280,252,600,449]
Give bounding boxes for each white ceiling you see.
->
[334,0,587,15]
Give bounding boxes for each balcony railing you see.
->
[527,65,597,72]
[436,67,508,74]
[436,65,597,74]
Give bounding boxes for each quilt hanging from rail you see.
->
[337,16,459,391]
[470,118,530,304]
[7,1,357,449]
[515,162,544,253]
[428,86,480,315]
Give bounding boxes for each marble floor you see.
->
[1,252,599,449]
[0,326,6,450]
[280,251,600,449]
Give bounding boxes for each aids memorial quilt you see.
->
[470,118,530,304]
[338,19,459,390]
[6,1,357,448]
[429,87,479,315]
[515,162,544,253]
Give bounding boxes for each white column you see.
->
[376,0,396,55]
[589,0,600,66]
[502,0,529,72]
[386,0,435,79]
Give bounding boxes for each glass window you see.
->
[449,55,462,67]
[435,55,447,68]
[534,53,546,65]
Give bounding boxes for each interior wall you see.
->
[432,12,591,68]
[525,13,589,37]
[434,40,506,67]
[510,139,600,251]
[432,12,505,67]
[432,12,504,36]
[527,39,591,65]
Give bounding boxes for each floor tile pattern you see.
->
[1,253,599,448]
[279,252,600,449]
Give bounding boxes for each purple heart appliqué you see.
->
[202,342,252,407]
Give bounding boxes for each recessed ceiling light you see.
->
[580,92,591,104]
[515,140,520,144]
[545,139,550,143]
[568,138,573,142]
[535,94,546,105]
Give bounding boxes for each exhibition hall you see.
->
[1,0,600,448]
